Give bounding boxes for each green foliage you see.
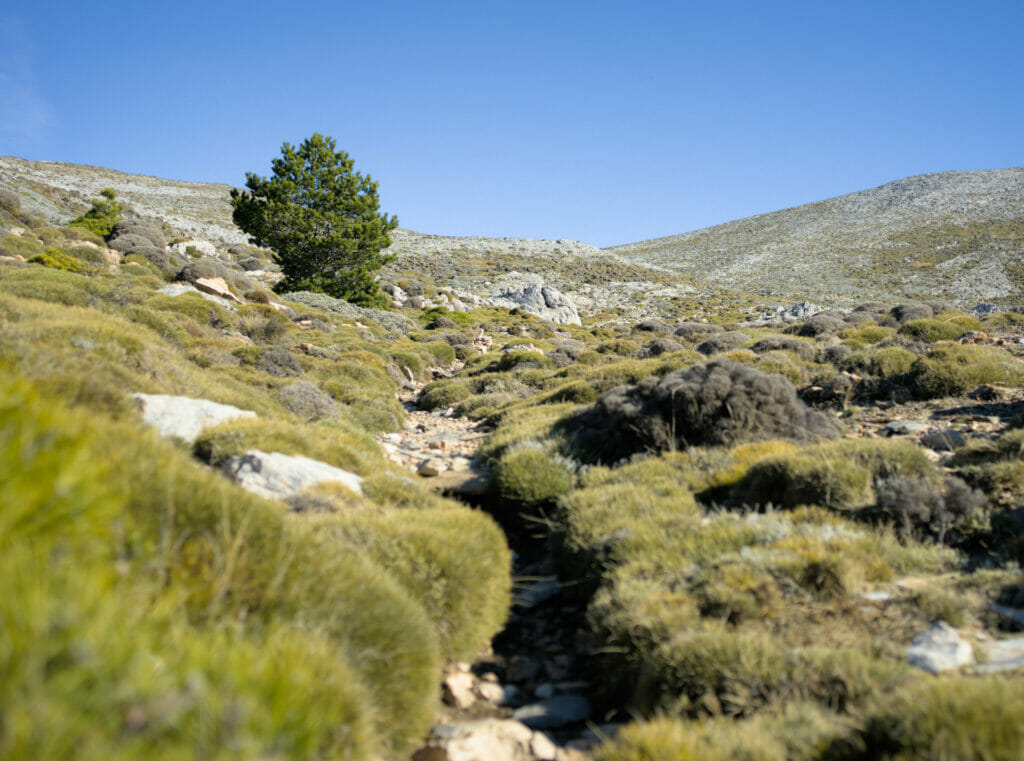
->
[28,246,88,273]
[868,346,918,377]
[897,317,968,342]
[734,439,939,511]
[909,343,1024,398]
[68,187,123,238]
[833,678,1024,760]
[310,506,511,661]
[492,442,576,505]
[0,373,438,759]
[231,134,397,307]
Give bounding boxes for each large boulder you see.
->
[565,359,838,464]
[132,394,257,444]
[491,283,581,325]
[223,450,363,499]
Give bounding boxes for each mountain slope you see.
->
[609,168,1024,306]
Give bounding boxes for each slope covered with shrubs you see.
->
[0,200,513,760]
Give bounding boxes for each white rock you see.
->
[414,720,540,761]
[490,282,581,325]
[443,671,478,709]
[224,450,363,499]
[132,393,257,444]
[907,621,975,674]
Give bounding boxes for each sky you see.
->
[2,1,1021,247]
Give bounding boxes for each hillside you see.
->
[4,157,1024,760]
[610,168,1024,306]
[5,158,1021,316]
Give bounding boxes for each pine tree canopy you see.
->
[230,133,397,307]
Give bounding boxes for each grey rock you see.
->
[886,420,928,435]
[513,694,591,729]
[491,282,581,326]
[132,393,256,444]
[224,450,363,499]
[920,428,967,451]
[907,621,975,674]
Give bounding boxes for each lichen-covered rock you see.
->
[490,283,581,325]
[565,359,838,463]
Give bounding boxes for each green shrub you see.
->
[498,349,556,371]
[59,225,107,246]
[0,373,439,758]
[194,416,382,477]
[68,188,123,238]
[28,246,88,273]
[868,345,918,377]
[419,379,473,410]
[492,441,576,505]
[734,439,938,511]
[833,678,1024,760]
[898,318,968,342]
[147,292,230,325]
[310,506,511,661]
[837,324,896,348]
[910,343,1024,398]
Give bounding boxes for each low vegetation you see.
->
[3,177,1024,761]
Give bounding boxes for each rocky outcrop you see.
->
[490,281,581,325]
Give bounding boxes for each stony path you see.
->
[376,386,600,761]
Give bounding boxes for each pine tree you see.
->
[69,188,123,238]
[230,134,397,307]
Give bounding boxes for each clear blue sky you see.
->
[2,1,1021,247]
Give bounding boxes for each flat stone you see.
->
[133,393,257,444]
[194,276,243,304]
[920,429,968,451]
[512,694,591,729]
[977,636,1024,673]
[886,420,928,435]
[224,450,363,499]
[907,621,975,674]
[418,458,447,477]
